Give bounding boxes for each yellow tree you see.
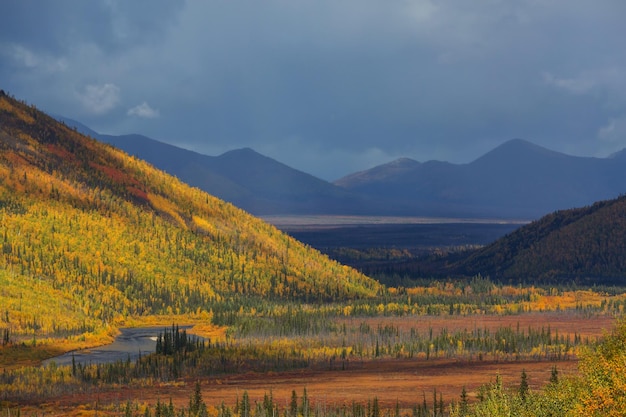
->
[576,320,626,416]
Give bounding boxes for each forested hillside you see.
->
[449,196,626,284]
[0,90,380,341]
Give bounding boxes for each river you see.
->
[43,326,195,367]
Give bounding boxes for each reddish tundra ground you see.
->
[15,312,613,416]
[34,357,578,416]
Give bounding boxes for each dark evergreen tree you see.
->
[370,397,380,417]
[301,388,310,417]
[190,381,204,416]
[241,390,251,417]
[459,386,469,416]
[519,369,529,401]
[290,390,298,417]
[550,365,559,384]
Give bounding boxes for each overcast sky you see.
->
[2,1,625,180]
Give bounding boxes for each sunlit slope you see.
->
[0,91,381,337]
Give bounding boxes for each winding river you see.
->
[43,326,196,367]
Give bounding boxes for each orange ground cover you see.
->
[337,311,615,340]
[17,312,613,416]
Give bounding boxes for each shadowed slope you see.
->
[441,196,626,284]
[335,139,626,218]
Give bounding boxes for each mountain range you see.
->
[57,117,371,215]
[335,139,626,219]
[59,117,626,219]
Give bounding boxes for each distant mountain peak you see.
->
[222,147,257,155]
[471,138,565,166]
[217,147,287,169]
[489,138,551,154]
[334,157,420,187]
[372,157,421,173]
[389,157,420,167]
[502,138,535,147]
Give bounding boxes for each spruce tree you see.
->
[459,386,469,416]
[190,381,204,415]
[519,369,529,401]
[550,365,559,384]
[290,390,298,417]
[241,390,251,417]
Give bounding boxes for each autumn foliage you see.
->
[0,92,380,346]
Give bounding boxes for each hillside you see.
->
[335,139,626,218]
[438,195,626,284]
[58,117,370,215]
[0,90,380,341]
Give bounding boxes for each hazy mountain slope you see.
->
[59,118,626,219]
[58,117,368,215]
[334,158,422,188]
[207,147,370,214]
[460,139,614,214]
[335,139,626,218]
[0,91,380,339]
[98,133,253,207]
[447,195,626,284]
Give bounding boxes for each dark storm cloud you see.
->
[1,0,625,180]
[1,0,184,52]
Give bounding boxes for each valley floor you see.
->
[23,357,578,416]
[7,312,615,416]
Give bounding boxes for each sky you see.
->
[1,1,625,181]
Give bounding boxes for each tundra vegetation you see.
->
[1,276,625,416]
[1,91,626,415]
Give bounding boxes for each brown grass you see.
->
[15,312,613,415]
[337,311,615,340]
[26,357,578,416]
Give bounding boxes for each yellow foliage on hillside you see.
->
[0,90,382,349]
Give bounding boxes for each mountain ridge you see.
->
[58,116,371,215]
[380,193,626,285]
[334,157,421,188]
[448,195,626,284]
[335,138,626,218]
[59,115,626,219]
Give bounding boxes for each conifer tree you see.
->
[519,369,529,401]
[459,386,469,416]
[190,381,204,415]
[290,390,298,417]
[301,388,310,417]
[371,397,380,417]
[241,390,251,417]
[550,365,559,384]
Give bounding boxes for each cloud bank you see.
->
[1,0,625,180]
